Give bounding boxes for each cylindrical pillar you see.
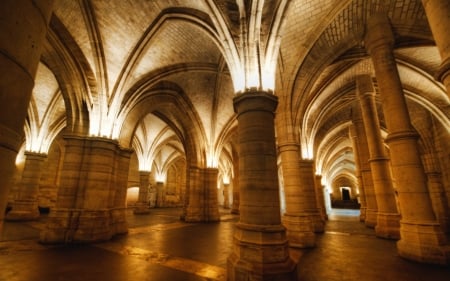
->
[427,171,450,234]
[231,149,240,214]
[352,102,378,227]
[204,168,220,221]
[6,152,47,221]
[156,181,165,208]
[366,13,449,264]
[185,167,220,222]
[134,171,150,214]
[349,124,367,222]
[227,91,295,281]
[421,0,450,97]
[223,183,230,209]
[279,143,316,248]
[356,75,400,239]
[314,175,328,221]
[0,0,54,232]
[111,147,132,235]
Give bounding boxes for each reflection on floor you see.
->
[1,208,449,281]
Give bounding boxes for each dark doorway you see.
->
[342,188,350,200]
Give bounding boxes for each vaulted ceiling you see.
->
[28,0,448,187]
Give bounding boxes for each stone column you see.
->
[111,147,132,235]
[300,159,325,233]
[231,150,240,214]
[314,175,328,221]
[40,136,129,243]
[366,14,449,264]
[134,171,150,214]
[227,91,295,281]
[223,183,230,209]
[185,167,220,222]
[427,172,450,235]
[204,168,220,220]
[352,102,378,227]
[357,75,400,239]
[156,181,165,207]
[279,143,316,248]
[421,0,450,97]
[0,0,54,232]
[6,152,47,221]
[349,124,367,222]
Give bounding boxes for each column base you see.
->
[5,200,40,221]
[227,222,296,281]
[375,212,400,239]
[365,209,378,228]
[133,203,150,215]
[397,220,450,265]
[40,208,115,243]
[185,206,220,222]
[309,211,325,233]
[40,208,80,243]
[359,207,367,222]
[282,213,316,248]
[111,207,128,235]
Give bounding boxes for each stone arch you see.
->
[118,81,207,168]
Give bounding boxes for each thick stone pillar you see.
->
[422,0,450,97]
[223,183,230,209]
[40,136,130,243]
[134,171,150,214]
[314,175,328,221]
[227,91,295,281]
[111,147,132,235]
[427,172,450,235]
[156,181,165,208]
[357,75,400,239]
[352,102,378,227]
[185,167,220,222]
[300,160,325,233]
[231,150,240,214]
[349,124,367,222]
[279,143,316,248]
[0,0,54,232]
[6,152,47,221]
[366,14,449,264]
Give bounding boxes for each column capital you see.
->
[24,151,48,159]
[278,141,300,153]
[364,13,394,54]
[356,75,376,97]
[233,90,278,115]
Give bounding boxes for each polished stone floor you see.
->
[1,208,449,281]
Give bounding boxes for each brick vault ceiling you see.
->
[29,0,448,179]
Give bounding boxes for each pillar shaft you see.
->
[279,143,316,248]
[0,0,54,232]
[185,167,220,222]
[156,181,165,208]
[223,183,230,209]
[357,75,400,239]
[352,102,378,227]
[422,0,450,97]
[40,136,131,243]
[6,152,47,221]
[314,175,328,221]
[134,171,150,214]
[366,14,449,264]
[231,151,240,214]
[228,91,295,281]
[349,124,367,222]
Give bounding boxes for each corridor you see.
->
[1,208,448,281]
